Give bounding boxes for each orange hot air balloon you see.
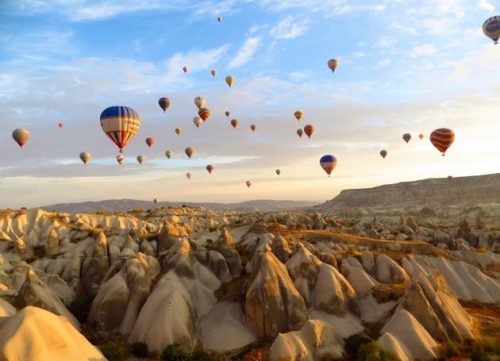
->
[250,124,256,132]
[145,137,154,147]
[430,128,455,156]
[246,180,252,188]
[185,147,195,158]
[418,133,424,140]
[304,124,314,138]
[380,150,388,159]
[186,172,192,180]
[183,66,188,74]
[294,110,303,121]
[230,119,239,128]
[206,164,214,174]
[327,58,339,72]
[225,110,230,118]
[198,107,211,121]
[297,128,303,138]
[211,69,217,77]
[58,122,64,128]
[175,128,182,135]
[12,128,31,148]
[100,106,141,153]
[402,133,411,143]
[225,75,235,87]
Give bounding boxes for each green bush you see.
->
[344,333,372,358]
[98,340,129,361]
[356,341,399,361]
[471,346,490,361]
[191,349,215,361]
[443,341,459,358]
[161,344,191,361]
[131,342,149,358]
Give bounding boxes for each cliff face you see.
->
[319,173,500,210]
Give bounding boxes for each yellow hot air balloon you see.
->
[194,96,206,109]
[12,128,31,148]
[225,75,235,87]
[327,58,339,72]
[137,155,145,164]
[80,152,91,165]
[193,117,203,128]
[294,110,303,121]
[418,133,424,140]
[185,147,195,159]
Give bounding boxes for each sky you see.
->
[0,0,499,208]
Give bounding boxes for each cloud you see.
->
[377,58,391,67]
[374,36,397,48]
[228,37,261,68]
[410,44,439,58]
[478,0,495,11]
[269,15,309,39]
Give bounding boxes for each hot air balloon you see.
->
[58,122,64,128]
[175,128,182,135]
[100,106,141,153]
[217,16,222,22]
[304,124,314,138]
[185,147,195,159]
[320,155,337,176]
[186,172,192,180]
[430,128,455,156]
[380,150,388,159]
[231,119,239,128]
[116,154,125,165]
[294,110,303,121]
[276,169,281,176]
[145,137,154,147]
[183,66,188,74]
[418,133,424,140]
[211,69,217,77]
[250,124,256,132]
[137,155,145,164]
[225,75,235,87]
[402,133,411,143]
[193,117,203,128]
[206,164,214,174]
[327,58,339,72]
[483,16,500,44]
[198,107,211,121]
[12,128,31,148]
[154,198,160,207]
[297,128,303,138]
[225,111,231,118]
[246,180,252,188]
[80,151,91,165]
[165,150,173,159]
[194,96,206,109]
[158,97,170,112]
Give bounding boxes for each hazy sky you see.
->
[0,0,499,208]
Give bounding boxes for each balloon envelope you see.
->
[380,150,388,159]
[175,128,182,135]
[165,150,173,159]
[402,133,411,143]
[12,128,31,148]
[58,122,64,128]
[246,181,252,188]
[297,128,303,138]
[116,154,125,165]
[206,164,214,174]
[250,124,256,132]
[276,169,281,175]
[198,108,211,121]
[483,16,500,44]
[158,97,170,112]
[430,128,455,156]
[304,124,314,138]
[320,155,337,176]
[194,96,206,109]
[211,69,217,76]
[100,106,141,152]
[231,119,239,128]
[225,75,235,87]
[145,137,154,147]
[225,111,230,118]
[183,66,188,73]
[137,155,145,164]
[327,58,339,72]
[294,111,303,121]
[185,147,195,158]
[186,172,192,179]
[80,151,91,165]
[418,133,424,140]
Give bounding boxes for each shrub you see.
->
[344,334,372,358]
[131,342,149,358]
[68,295,94,323]
[443,341,459,358]
[356,341,399,361]
[98,340,129,361]
[191,349,216,361]
[471,345,490,361]
[161,344,191,361]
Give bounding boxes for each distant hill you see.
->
[317,173,500,211]
[40,199,318,213]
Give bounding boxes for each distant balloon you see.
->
[402,133,411,143]
[294,110,303,121]
[250,124,256,132]
[193,117,203,128]
[320,155,337,176]
[327,58,339,72]
[183,66,188,74]
[418,133,424,140]
[158,97,170,112]
[145,137,154,147]
[58,122,64,128]
[80,151,91,165]
[206,164,214,174]
[211,69,217,77]
[154,198,159,206]
[165,150,173,159]
[137,155,145,164]
[231,119,239,128]
[225,111,231,118]
[12,128,31,148]
[430,128,455,156]
[483,16,500,44]
[186,172,192,180]
[246,180,252,188]
[194,96,206,109]
[276,169,281,176]
[297,128,303,138]
[175,128,182,135]
[185,147,195,159]
[116,154,125,165]
[198,107,211,121]
[225,75,235,87]
[217,16,222,23]
[380,150,388,159]
[304,124,314,138]
[100,106,140,153]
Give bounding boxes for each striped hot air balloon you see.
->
[198,107,211,121]
[100,106,141,153]
[430,128,455,156]
[320,155,338,176]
